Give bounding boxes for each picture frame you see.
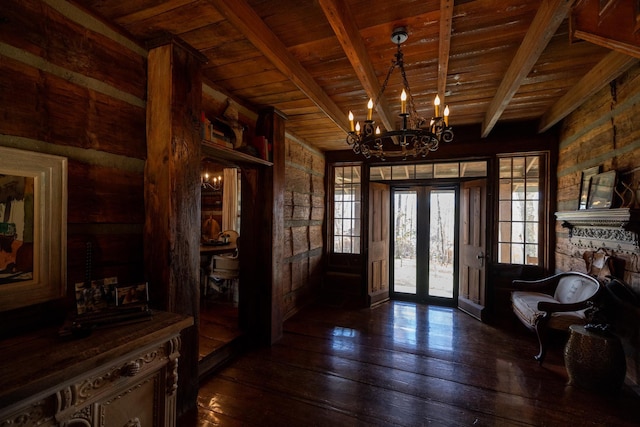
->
[587,170,617,209]
[116,282,149,306]
[74,277,118,315]
[578,165,600,209]
[0,147,67,311]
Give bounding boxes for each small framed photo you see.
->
[75,277,118,315]
[578,166,600,210]
[587,170,617,209]
[116,282,149,306]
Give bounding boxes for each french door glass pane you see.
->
[394,191,417,295]
[428,191,455,298]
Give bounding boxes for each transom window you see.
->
[370,161,487,181]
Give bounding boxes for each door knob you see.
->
[477,252,485,267]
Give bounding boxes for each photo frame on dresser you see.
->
[587,170,617,209]
[578,165,600,209]
[0,147,67,311]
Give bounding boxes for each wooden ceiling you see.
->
[75,0,640,152]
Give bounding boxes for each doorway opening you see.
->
[391,186,458,305]
[199,160,242,364]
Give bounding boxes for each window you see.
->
[498,155,542,265]
[333,165,361,254]
[370,161,487,181]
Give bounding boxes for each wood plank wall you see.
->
[0,0,147,334]
[556,63,640,387]
[283,135,325,319]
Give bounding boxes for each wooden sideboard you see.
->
[0,311,193,427]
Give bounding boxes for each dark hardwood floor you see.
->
[199,298,241,361]
[197,301,640,426]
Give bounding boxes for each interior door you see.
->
[368,182,390,306]
[458,179,487,320]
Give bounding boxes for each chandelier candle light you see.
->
[201,172,222,191]
[346,27,453,160]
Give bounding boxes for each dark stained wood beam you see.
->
[318,0,394,132]
[538,51,638,132]
[206,0,349,132]
[437,0,454,106]
[481,0,573,138]
[570,0,640,59]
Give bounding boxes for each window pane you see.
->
[526,157,539,177]
[392,165,414,180]
[370,166,391,181]
[415,164,434,179]
[526,244,538,265]
[332,165,361,254]
[512,201,525,221]
[511,244,524,264]
[499,222,511,242]
[511,222,524,243]
[434,163,459,178]
[499,201,512,221]
[527,201,539,221]
[499,181,511,200]
[512,157,525,178]
[499,158,511,178]
[526,222,538,244]
[526,180,539,200]
[497,154,544,266]
[461,161,487,177]
[499,243,511,263]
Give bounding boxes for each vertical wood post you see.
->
[145,36,205,422]
[256,107,286,344]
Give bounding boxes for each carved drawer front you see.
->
[1,336,181,427]
[0,312,190,427]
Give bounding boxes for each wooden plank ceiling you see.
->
[75,0,639,152]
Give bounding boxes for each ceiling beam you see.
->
[206,0,349,132]
[538,51,638,133]
[437,0,454,106]
[481,0,573,138]
[318,0,395,132]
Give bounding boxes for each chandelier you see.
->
[346,27,453,160]
[201,172,221,191]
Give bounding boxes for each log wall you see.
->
[556,62,640,386]
[0,0,147,334]
[282,135,325,320]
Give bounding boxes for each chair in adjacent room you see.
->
[511,271,602,364]
[208,230,239,301]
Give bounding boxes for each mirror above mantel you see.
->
[556,208,640,254]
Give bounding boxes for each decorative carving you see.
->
[0,400,51,427]
[166,336,181,396]
[124,418,142,427]
[74,348,163,405]
[556,209,640,254]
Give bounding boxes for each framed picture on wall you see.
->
[578,166,600,209]
[587,170,617,209]
[0,147,67,312]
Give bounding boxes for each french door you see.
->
[391,186,458,305]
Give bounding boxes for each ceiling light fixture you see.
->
[346,27,453,160]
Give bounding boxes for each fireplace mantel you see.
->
[555,208,640,254]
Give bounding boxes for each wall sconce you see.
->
[201,172,222,191]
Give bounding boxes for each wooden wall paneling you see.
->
[67,161,144,223]
[0,0,147,100]
[145,38,204,422]
[0,52,146,159]
[556,62,640,388]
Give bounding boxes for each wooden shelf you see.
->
[202,140,272,166]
